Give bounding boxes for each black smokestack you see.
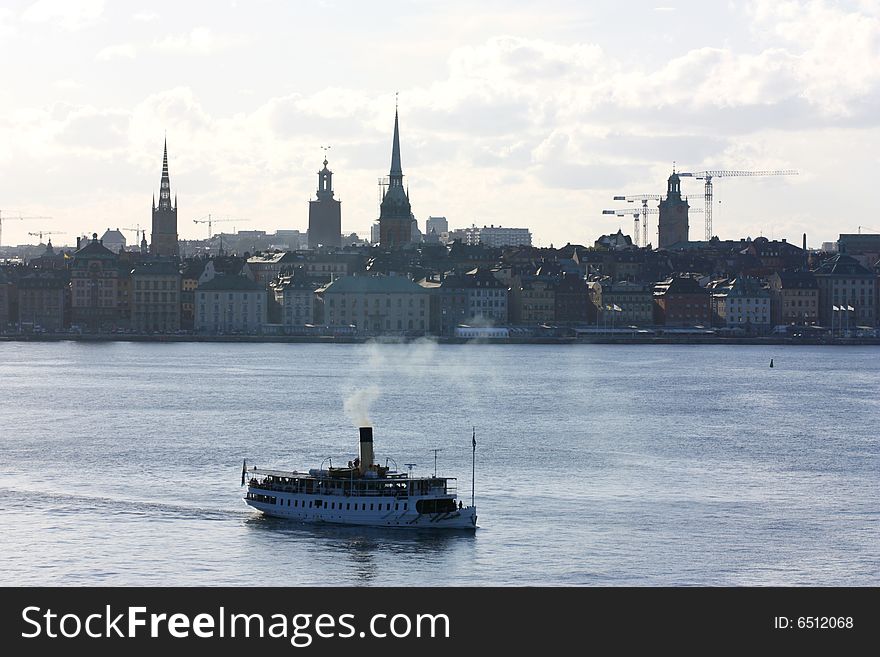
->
[359,426,374,474]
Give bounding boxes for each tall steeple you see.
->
[378,99,414,248]
[390,106,403,183]
[157,138,173,211]
[150,136,179,257]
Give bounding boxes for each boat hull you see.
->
[244,490,477,530]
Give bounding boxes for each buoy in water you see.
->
[770,358,774,368]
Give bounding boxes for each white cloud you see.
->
[152,27,247,55]
[96,43,137,61]
[21,0,105,31]
[132,11,157,22]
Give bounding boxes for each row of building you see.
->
[3,227,877,336]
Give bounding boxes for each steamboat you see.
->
[242,427,477,529]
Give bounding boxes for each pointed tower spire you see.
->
[389,98,403,183]
[162,138,169,178]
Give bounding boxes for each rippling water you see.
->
[0,340,877,586]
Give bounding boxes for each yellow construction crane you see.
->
[0,211,53,248]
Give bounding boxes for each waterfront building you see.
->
[70,233,128,332]
[378,108,415,247]
[600,281,654,326]
[131,260,181,333]
[195,273,267,334]
[308,157,342,249]
[713,276,771,333]
[462,225,532,249]
[317,274,430,333]
[768,271,819,326]
[16,270,68,331]
[425,268,508,335]
[150,139,179,257]
[554,272,592,324]
[653,276,710,326]
[270,267,317,330]
[510,267,557,325]
[658,172,689,249]
[812,254,878,328]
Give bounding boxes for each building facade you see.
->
[17,270,68,331]
[653,276,710,326]
[317,275,430,333]
[271,268,317,330]
[308,157,342,249]
[714,276,771,332]
[813,254,878,328]
[70,234,128,332]
[463,225,532,248]
[150,139,179,257]
[600,281,654,326]
[131,260,181,333]
[768,271,819,326]
[195,274,267,334]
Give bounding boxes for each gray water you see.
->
[0,341,877,586]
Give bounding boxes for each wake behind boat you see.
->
[241,426,478,529]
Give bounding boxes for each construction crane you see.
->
[857,226,878,234]
[120,225,146,244]
[193,214,249,239]
[677,169,798,241]
[603,206,702,248]
[611,193,701,247]
[28,231,64,243]
[0,211,53,249]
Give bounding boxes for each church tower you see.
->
[378,106,414,247]
[658,171,689,248]
[150,139,179,257]
[308,155,342,248]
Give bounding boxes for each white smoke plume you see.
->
[343,385,380,427]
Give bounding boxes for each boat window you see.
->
[309,501,313,508]
[404,503,408,510]
[386,503,391,511]
[362,504,366,511]
[395,504,399,511]
[346,503,350,510]
[370,504,374,511]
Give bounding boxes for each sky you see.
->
[1,0,879,248]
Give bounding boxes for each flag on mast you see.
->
[472,427,476,450]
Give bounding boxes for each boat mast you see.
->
[471,427,476,508]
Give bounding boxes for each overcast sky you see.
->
[1,0,878,248]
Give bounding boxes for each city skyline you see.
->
[2,1,879,247]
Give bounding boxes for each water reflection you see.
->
[244,514,475,583]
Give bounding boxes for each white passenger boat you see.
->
[242,426,477,529]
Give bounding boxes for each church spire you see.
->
[157,138,173,211]
[389,104,403,184]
